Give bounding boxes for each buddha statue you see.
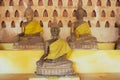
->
[35,20,75,76]
[14,5,44,49]
[67,5,98,49]
[115,23,120,49]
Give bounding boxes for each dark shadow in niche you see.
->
[19,0,23,6]
[115,22,119,28]
[9,0,14,6]
[43,9,48,17]
[40,20,43,27]
[48,0,53,6]
[106,0,111,6]
[105,21,110,28]
[15,10,19,17]
[5,10,10,17]
[29,0,34,6]
[11,21,15,28]
[68,0,73,6]
[53,10,58,17]
[77,0,83,6]
[34,10,39,17]
[101,10,106,17]
[0,0,5,6]
[20,21,23,27]
[110,10,115,17]
[48,20,52,27]
[68,20,72,27]
[38,0,43,6]
[63,9,68,17]
[92,10,96,17]
[116,0,120,7]
[87,0,92,6]
[88,20,91,27]
[72,10,77,17]
[1,21,6,28]
[96,21,100,27]
[97,0,101,6]
[58,0,63,7]
[58,20,63,27]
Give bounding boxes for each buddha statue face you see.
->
[50,26,60,38]
[75,6,85,20]
[24,6,34,22]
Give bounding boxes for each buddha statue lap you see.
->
[14,6,44,49]
[67,6,98,49]
[35,21,75,76]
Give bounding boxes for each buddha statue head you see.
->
[75,5,86,20]
[24,5,34,22]
[50,18,60,39]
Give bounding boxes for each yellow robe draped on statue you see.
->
[45,38,72,60]
[74,22,91,39]
[23,20,43,34]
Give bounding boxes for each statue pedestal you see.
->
[29,76,80,80]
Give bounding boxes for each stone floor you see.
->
[0,73,120,80]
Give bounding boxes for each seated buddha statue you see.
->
[67,5,98,49]
[14,6,44,49]
[35,20,75,76]
[115,23,120,49]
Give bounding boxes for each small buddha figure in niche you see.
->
[35,18,75,76]
[67,5,98,49]
[14,5,44,49]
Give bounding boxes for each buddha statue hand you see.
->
[19,32,25,37]
[70,33,76,42]
[36,59,44,66]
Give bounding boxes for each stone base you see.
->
[29,76,80,80]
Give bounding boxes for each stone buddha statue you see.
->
[67,5,98,49]
[115,23,120,49]
[35,20,75,76]
[14,5,44,49]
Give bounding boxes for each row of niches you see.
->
[1,9,116,18]
[0,0,120,7]
[0,20,119,28]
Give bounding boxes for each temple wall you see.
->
[0,0,120,42]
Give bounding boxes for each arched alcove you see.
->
[34,10,39,17]
[58,0,63,7]
[5,10,10,17]
[68,0,73,6]
[48,20,52,27]
[63,9,68,17]
[19,0,23,6]
[38,0,43,6]
[92,10,96,17]
[0,0,5,6]
[105,21,110,28]
[58,20,63,27]
[68,20,72,27]
[48,0,53,6]
[97,0,101,6]
[11,21,15,28]
[40,20,43,27]
[96,21,100,27]
[87,0,92,6]
[53,10,58,17]
[9,0,14,6]
[15,10,19,17]
[101,10,106,17]
[43,9,48,17]
[1,21,6,28]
